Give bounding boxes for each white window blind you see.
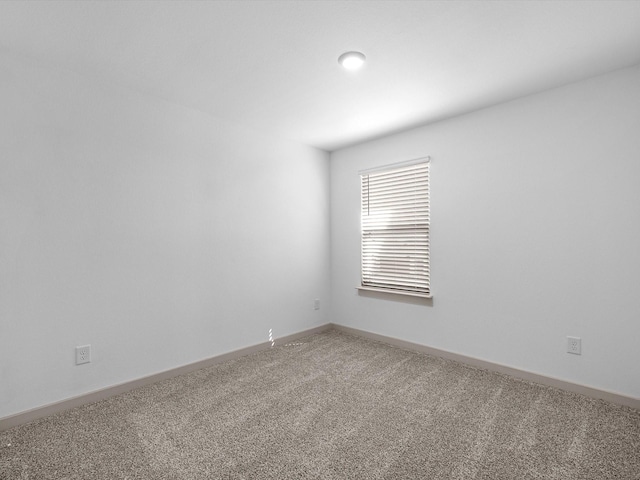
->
[360,159,430,297]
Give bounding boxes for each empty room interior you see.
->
[1,1,640,478]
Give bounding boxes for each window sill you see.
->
[356,286,432,299]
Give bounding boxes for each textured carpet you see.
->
[1,330,639,479]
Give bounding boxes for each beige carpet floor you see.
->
[1,330,639,479]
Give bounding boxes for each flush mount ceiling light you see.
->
[338,51,366,70]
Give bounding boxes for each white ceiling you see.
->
[2,0,640,151]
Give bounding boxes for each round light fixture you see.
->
[338,51,366,70]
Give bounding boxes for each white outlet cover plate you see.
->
[76,345,91,365]
[567,336,581,355]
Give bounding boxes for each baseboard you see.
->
[4,321,636,432]
[0,323,332,432]
[330,323,640,411]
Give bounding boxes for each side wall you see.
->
[0,52,331,418]
[330,65,640,399]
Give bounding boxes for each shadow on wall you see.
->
[357,289,433,307]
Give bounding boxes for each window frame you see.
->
[358,157,431,298]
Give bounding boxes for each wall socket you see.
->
[314,299,320,310]
[76,345,91,365]
[567,336,581,355]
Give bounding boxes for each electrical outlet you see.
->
[76,345,91,365]
[567,336,581,355]
[314,299,320,310]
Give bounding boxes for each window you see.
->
[360,158,431,298]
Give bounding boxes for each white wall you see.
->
[330,65,640,399]
[0,52,331,418]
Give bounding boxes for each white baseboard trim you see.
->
[331,323,640,411]
[0,323,332,432]
[3,322,636,432]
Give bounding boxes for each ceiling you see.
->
[2,1,640,152]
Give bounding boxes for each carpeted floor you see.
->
[1,330,639,479]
